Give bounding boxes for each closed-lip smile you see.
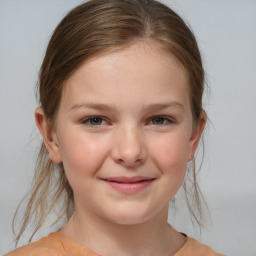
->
[101,176,156,194]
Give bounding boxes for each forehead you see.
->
[75,41,186,77]
[61,41,190,109]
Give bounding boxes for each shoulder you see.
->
[175,236,226,256]
[4,231,99,256]
[4,232,66,256]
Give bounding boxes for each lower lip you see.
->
[103,180,154,194]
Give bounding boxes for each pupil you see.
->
[91,118,102,125]
[153,117,164,124]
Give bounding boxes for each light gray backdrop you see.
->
[1,0,256,255]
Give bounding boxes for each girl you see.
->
[6,0,225,255]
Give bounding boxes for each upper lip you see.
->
[101,176,155,183]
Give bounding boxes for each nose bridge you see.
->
[112,123,146,167]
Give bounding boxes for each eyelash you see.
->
[81,116,175,127]
[149,116,175,126]
[81,116,108,126]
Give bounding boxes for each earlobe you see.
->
[35,107,62,163]
[188,111,206,162]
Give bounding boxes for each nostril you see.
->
[114,157,145,168]
[116,158,124,164]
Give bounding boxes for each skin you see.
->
[36,41,206,256]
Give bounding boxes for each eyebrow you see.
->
[69,102,184,112]
[143,102,184,112]
[70,103,117,112]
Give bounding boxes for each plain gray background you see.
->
[1,0,256,255]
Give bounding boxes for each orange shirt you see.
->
[5,231,225,256]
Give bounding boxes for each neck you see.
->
[61,205,186,256]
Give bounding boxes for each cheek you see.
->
[58,132,109,181]
[150,133,190,201]
[150,133,189,175]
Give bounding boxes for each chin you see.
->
[103,204,160,226]
[109,215,151,226]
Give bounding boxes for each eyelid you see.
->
[149,115,176,124]
[81,116,109,126]
[80,115,176,127]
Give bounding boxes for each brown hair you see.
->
[14,0,206,245]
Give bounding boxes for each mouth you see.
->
[100,176,156,194]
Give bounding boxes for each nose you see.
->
[111,125,147,168]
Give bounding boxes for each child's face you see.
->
[39,42,204,225]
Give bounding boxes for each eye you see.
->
[81,116,107,126]
[150,116,174,125]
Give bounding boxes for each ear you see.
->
[35,107,62,163]
[187,111,206,162]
